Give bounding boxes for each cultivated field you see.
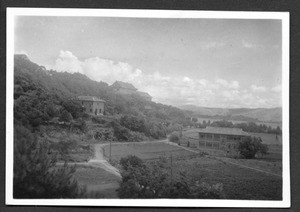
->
[102,141,197,161]
[172,156,282,200]
[100,141,282,200]
[71,140,282,199]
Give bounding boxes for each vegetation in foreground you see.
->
[117,155,224,199]
[14,125,86,198]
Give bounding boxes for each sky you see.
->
[15,16,282,108]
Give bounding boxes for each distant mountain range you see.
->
[179,105,282,123]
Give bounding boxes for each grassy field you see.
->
[102,142,198,161]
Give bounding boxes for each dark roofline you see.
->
[111,81,137,90]
[197,126,249,136]
[137,91,152,98]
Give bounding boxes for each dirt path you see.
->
[89,144,121,177]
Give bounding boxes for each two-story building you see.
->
[110,81,138,95]
[76,96,105,116]
[197,126,250,150]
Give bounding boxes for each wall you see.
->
[92,101,105,115]
[80,101,105,115]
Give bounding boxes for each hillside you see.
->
[14,54,282,133]
[180,105,282,123]
[14,54,193,130]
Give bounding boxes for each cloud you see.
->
[216,78,240,89]
[54,50,142,84]
[200,41,226,50]
[52,50,280,108]
[242,40,257,49]
[55,50,82,73]
[250,85,267,92]
[271,85,281,92]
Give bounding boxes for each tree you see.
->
[14,125,84,198]
[117,155,224,199]
[238,136,268,159]
[59,110,73,122]
[120,115,146,133]
[169,131,180,143]
[61,100,82,119]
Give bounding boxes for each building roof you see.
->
[198,126,249,136]
[111,81,137,91]
[77,96,106,102]
[137,91,152,98]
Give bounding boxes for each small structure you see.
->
[136,91,152,101]
[76,96,105,115]
[110,81,137,95]
[197,126,250,150]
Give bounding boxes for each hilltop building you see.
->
[136,91,152,101]
[110,81,138,95]
[110,81,153,102]
[76,96,105,116]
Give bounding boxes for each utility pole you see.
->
[109,139,112,162]
[170,153,173,184]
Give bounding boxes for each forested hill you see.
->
[14,54,193,132]
[14,54,111,99]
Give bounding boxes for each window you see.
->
[99,108,102,113]
[214,134,220,141]
[90,108,92,112]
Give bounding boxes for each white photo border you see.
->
[6,8,290,208]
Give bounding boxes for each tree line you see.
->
[191,119,282,135]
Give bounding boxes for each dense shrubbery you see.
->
[238,136,269,159]
[117,155,225,199]
[59,110,73,122]
[169,131,181,143]
[120,115,146,133]
[14,125,85,198]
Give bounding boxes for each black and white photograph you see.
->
[6,8,290,207]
